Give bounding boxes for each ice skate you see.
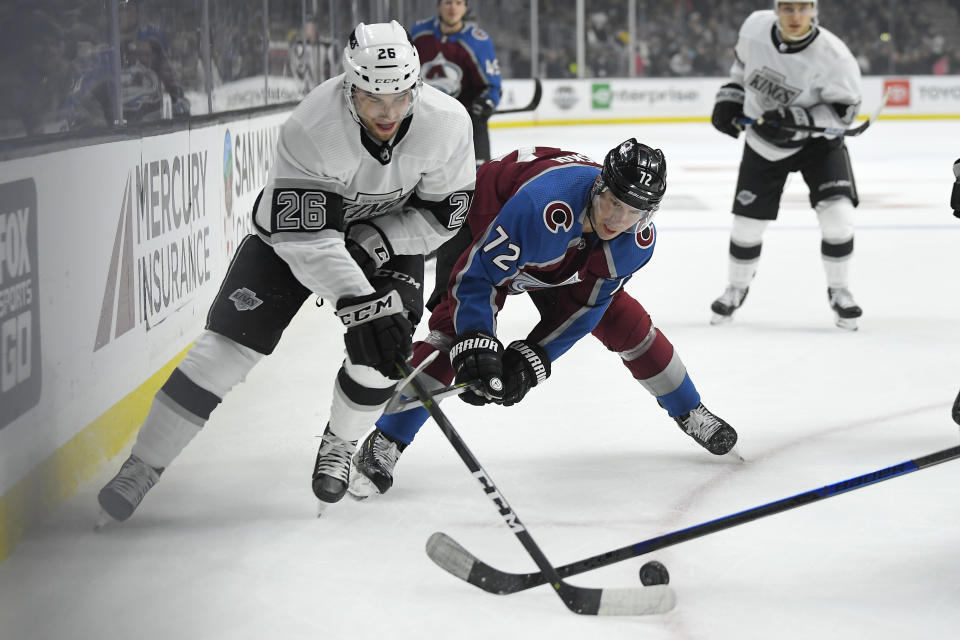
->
[675,403,739,456]
[348,429,406,499]
[710,286,749,324]
[311,424,357,509]
[95,454,163,528]
[828,287,862,331]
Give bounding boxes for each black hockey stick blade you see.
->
[427,444,960,595]
[492,78,543,115]
[397,360,675,616]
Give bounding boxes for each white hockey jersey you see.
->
[731,10,862,162]
[253,74,476,303]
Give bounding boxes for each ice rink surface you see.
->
[2,120,958,639]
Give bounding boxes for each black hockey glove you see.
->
[755,106,812,144]
[711,83,745,139]
[345,222,392,277]
[500,340,551,407]
[450,330,504,405]
[336,289,413,380]
[951,158,960,218]
[470,96,496,119]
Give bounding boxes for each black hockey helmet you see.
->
[599,139,667,212]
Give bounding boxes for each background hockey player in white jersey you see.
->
[96,21,476,524]
[709,0,864,330]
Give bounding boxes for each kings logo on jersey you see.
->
[746,67,802,110]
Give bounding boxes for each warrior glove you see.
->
[500,340,551,407]
[450,330,504,406]
[336,289,413,380]
[711,83,745,139]
[755,106,812,144]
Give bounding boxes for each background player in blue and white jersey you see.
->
[96,22,476,524]
[348,140,740,498]
[709,0,864,330]
[411,0,502,167]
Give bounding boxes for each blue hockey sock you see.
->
[376,406,430,446]
[656,374,701,418]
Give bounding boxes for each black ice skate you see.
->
[348,428,406,499]
[675,404,738,455]
[827,287,862,331]
[311,424,357,507]
[710,286,749,324]
[96,454,163,528]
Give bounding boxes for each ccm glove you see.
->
[711,83,745,139]
[469,96,496,119]
[336,289,413,379]
[500,340,551,407]
[345,222,392,277]
[755,106,812,144]
[450,330,504,406]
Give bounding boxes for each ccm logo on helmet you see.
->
[636,224,655,248]
[543,201,574,233]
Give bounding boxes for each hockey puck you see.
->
[639,560,670,586]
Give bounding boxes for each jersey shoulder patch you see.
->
[469,25,491,41]
[542,200,576,234]
[635,223,655,249]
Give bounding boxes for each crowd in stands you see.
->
[2,0,958,142]
[502,0,960,79]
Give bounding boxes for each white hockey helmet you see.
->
[773,0,818,17]
[342,21,421,124]
[773,0,819,33]
[774,0,817,8]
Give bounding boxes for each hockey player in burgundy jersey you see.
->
[348,140,740,498]
[411,0,502,166]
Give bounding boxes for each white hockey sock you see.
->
[327,359,397,442]
[131,395,203,469]
[822,255,851,289]
[728,257,758,289]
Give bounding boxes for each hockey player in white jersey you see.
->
[709,1,864,330]
[96,21,476,524]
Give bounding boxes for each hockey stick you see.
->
[427,444,960,595]
[492,78,543,115]
[736,88,891,138]
[385,380,477,413]
[397,360,675,616]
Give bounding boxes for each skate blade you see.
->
[718,445,746,463]
[834,316,858,331]
[316,500,334,517]
[94,510,117,532]
[710,313,733,325]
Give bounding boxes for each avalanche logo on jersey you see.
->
[635,223,655,249]
[508,271,581,294]
[746,67,802,110]
[421,52,463,97]
[543,201,575,233]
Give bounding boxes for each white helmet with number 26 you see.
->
[342,21,421,95]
